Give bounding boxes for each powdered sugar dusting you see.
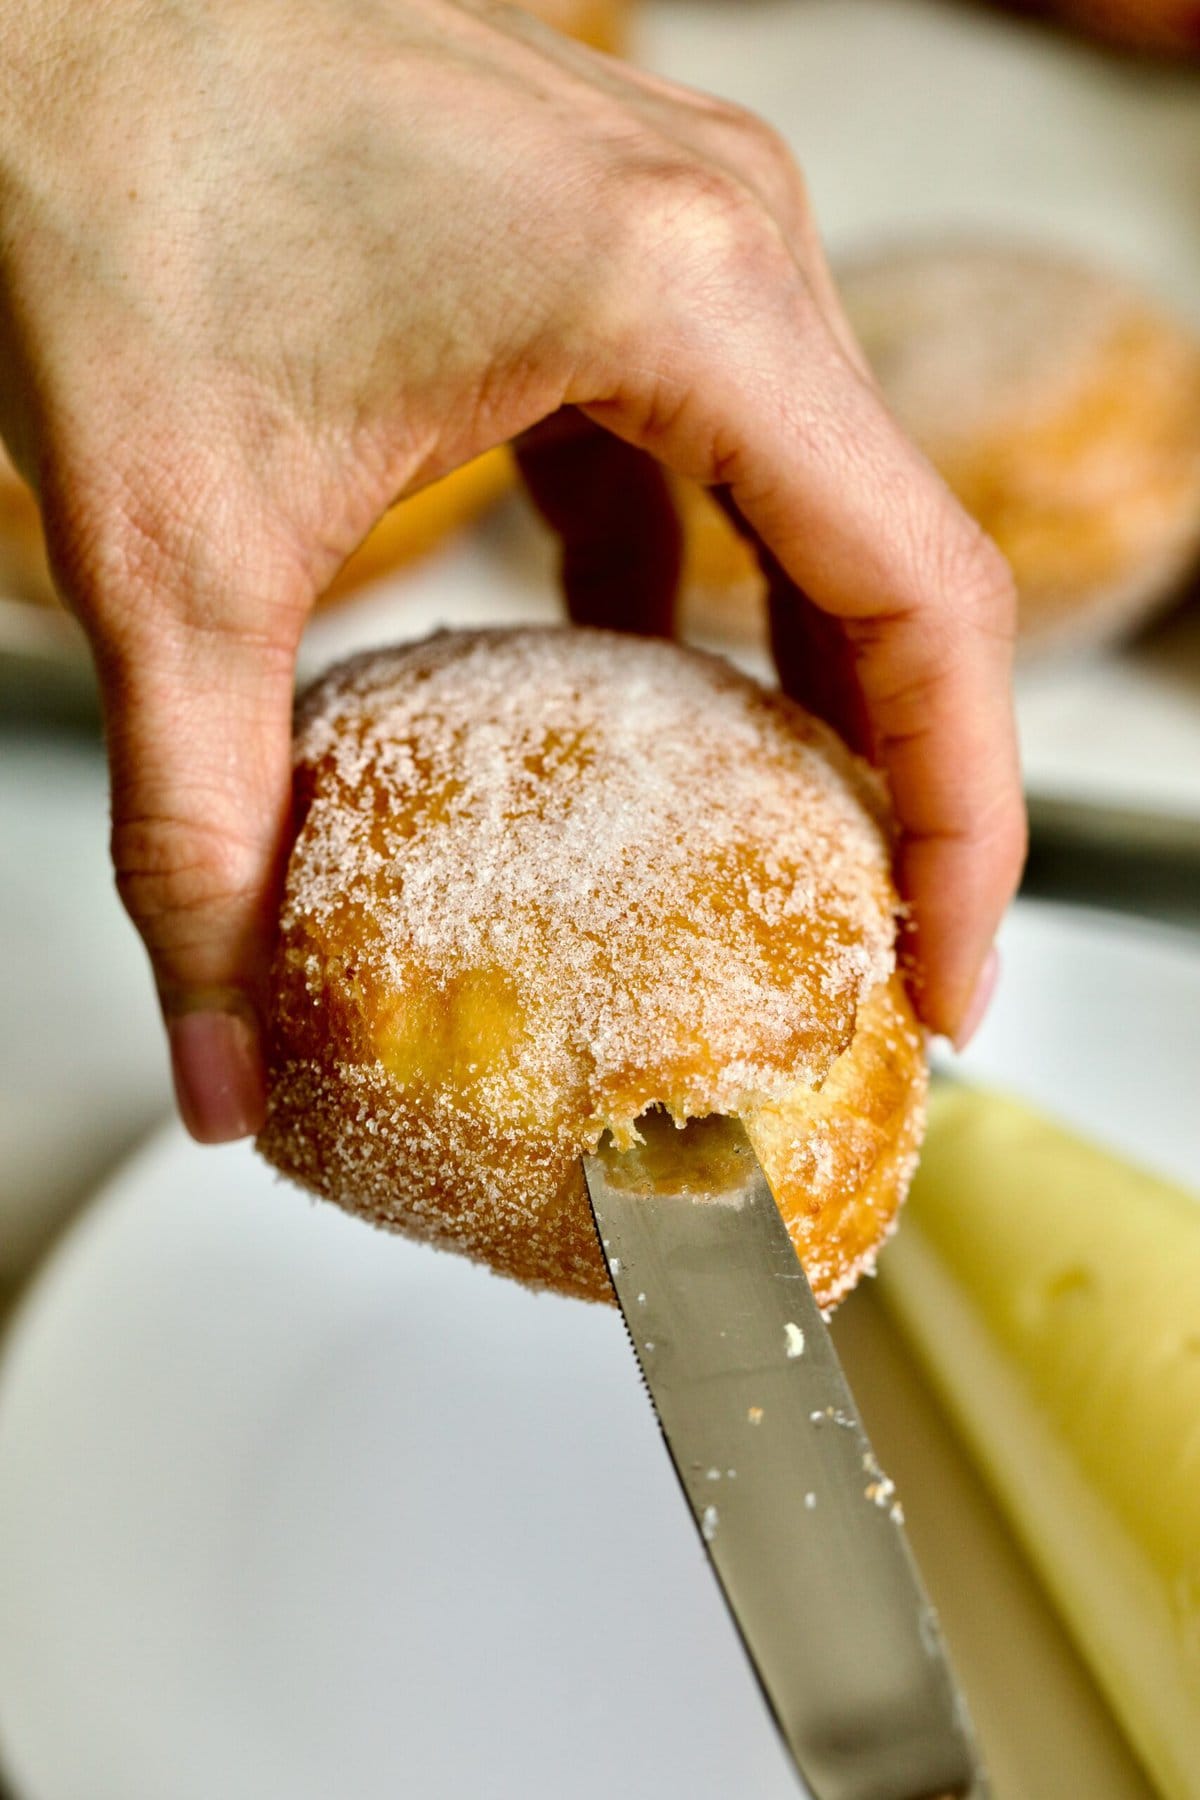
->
[288,629,893,1121]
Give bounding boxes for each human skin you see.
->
[0,0,1023,1142]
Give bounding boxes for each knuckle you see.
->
[896,493,1019,648]
[112,811,262,956]
[727,109,809,203]
[943,765,1028,880]
[986,801,1029,888]
[680,99,813,245]
[939,521,1018,644]
[45,451,309,651]
[618,149,782,290]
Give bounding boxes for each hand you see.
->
[0,0,1023,1140]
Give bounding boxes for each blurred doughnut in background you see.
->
[0,419,517,619]
[673,476,768,652]
[680,243,1200,660]
[317,450,515,610]
[988,0,1200,53]
[0,445,55,611]
[519,0,635,52]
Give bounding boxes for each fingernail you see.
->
[953,946,1000,1052]
[169,1010,266,1143]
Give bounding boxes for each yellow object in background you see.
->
[319,448,514,607]
[0,447,56,608]
[0,440,516,616]
[673,477,767,648]
[518,0,635,54]
[880,1084,1200,1800]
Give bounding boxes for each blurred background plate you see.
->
[0,900,1194,1800]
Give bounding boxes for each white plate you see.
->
[0,901,1195,1800]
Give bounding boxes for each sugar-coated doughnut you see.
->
[258,627,926,1310]
[680,244,1200,658]
[839,243,1200,652]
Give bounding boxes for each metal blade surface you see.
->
[583,1112,987,1800]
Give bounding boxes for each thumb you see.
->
[96,612,298,1143]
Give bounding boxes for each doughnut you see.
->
[0,432,513,617]
[257,627,926,1311]
[518,0,635,54]
[317,449,513,609]
[0,443,56,608]
[680,244,1200,658]
[674,476,768,650]
[840,243,1200,653]
[992,0,1200,53]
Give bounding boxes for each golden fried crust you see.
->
[258,627,926,1310]
[742,974,926,1309]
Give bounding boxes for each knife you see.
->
[582,1110,988,1800]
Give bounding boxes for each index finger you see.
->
[743,356,1025,1042]
[580,258,1024,1040]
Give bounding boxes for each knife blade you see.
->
[583,1110,987,1800]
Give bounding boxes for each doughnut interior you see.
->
[258,628,926,1310]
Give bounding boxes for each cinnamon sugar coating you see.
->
[257,627,926,1308]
